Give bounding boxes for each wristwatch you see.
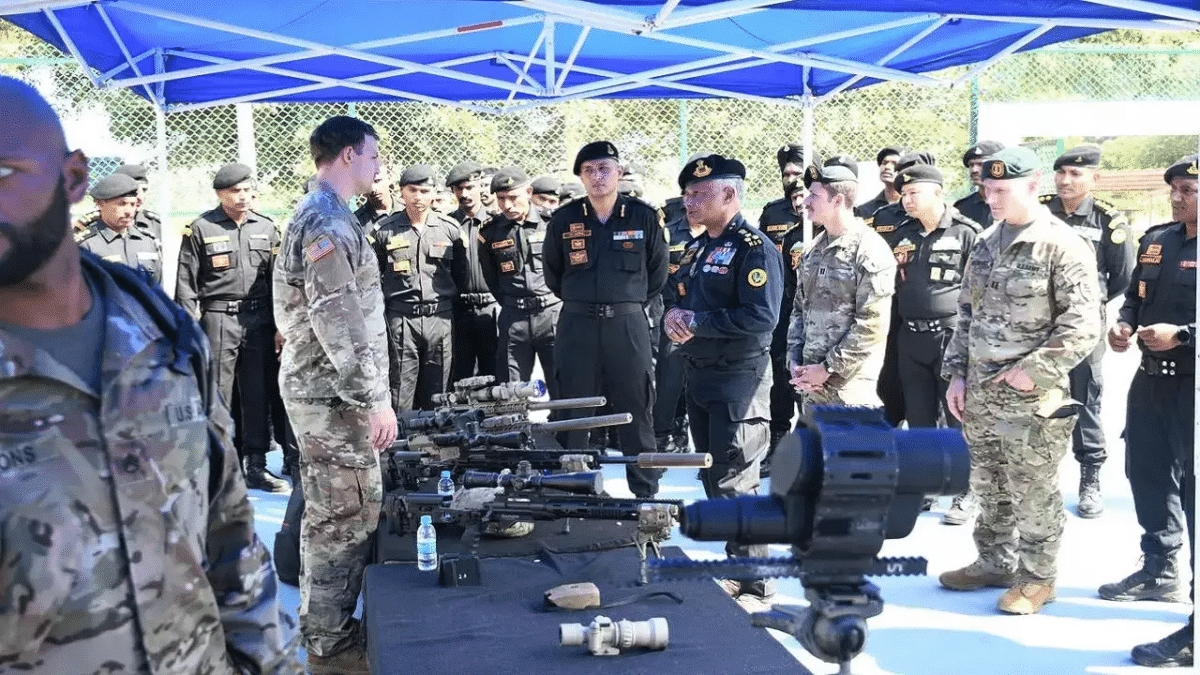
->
[1175,326,1192,346]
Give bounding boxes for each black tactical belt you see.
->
[459,292,496,307]
[683,348,768,369]
[389,299,453,317]
[902,317,955,333]
[203,297,269,314]
[1140,355,1195,377]
[562,301,642,319]
[502,295,559,312]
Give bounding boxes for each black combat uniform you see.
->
[175,203,281,488]
[671,157,783,597]
[478,204,560,387]
[354,203,390,237]
[953,191,992,229]
[889,203,979,428]
[652,215,696,451]
[76,221,162,285]
[1042,192,1134,474]
[757,195,803,443]
[544,193,668,498]
[372,208,464,412]
[450,201,501,382]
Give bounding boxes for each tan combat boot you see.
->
[997,580,1056,615]
[938,559,1016,591]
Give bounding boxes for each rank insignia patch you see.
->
[747,268,768,288]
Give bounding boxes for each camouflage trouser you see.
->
[284,400,383,657]
[963,373,1075,581]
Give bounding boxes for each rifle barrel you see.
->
[527,396,607,411]
[532,412,633,434]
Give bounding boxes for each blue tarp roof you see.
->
[3,1,1199,112]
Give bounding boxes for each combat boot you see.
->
[942,490,977,525]
[997,580,1056,615]
[1132,620,1194,668]
[1077,463,1103,518]
[939,559,1016,591]
[244,454,291,494]
[670,415,689,453]
[307,628,369,675]
[1099,554,1186,602]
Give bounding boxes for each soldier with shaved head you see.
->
[0,75,299,674]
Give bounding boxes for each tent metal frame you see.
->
[4,0,1198,116]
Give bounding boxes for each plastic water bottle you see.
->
[437,470,455,497]
[416,514,438,571]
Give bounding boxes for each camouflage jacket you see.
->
[787,219,895,399]
[0,255,299,674]
[942,206,1101,387]
[274,180,389,411]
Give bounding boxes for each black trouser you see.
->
[768,313,797,435]
[652,327,687,440]
[554,303,658,497]
[496,302,559,391]
[452,301,499,383]
[386,310,453,412]
[877,313,906,427]
[1069,338,1107,467]
[896,324,959,430]
[201,306,273,458]
[1126,369,1193,565]
[686,352,775,597]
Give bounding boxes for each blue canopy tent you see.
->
[3,0,1199,114]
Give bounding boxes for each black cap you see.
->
[1054,145,1101,171]
[823,154,859,177]
[212,163,253,190]
[894,164,944,191]
[777,143,806,172]
[1164,154,1199,184]
[558,181,584,200]
[114,163,148,183]
[399,164,437,187]
[531,176,560,195]
[573,141,620,175]
[90,173,140,200]
[445,160,484,187]
[982,147,1040,180]
[677,153,747,190]
[876,146,904,165]
[803,163,858,189]
[491,166,530,193]
[896,151,936,173]
[962,140,1005,167]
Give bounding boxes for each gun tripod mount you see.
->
[750,581,883,675]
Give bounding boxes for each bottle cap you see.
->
[441,470,451,478]
[420,515,433,525]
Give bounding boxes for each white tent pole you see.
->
[507,23,549,102]
[236,103,256,170]
[41,7,98,87]
[97,47,155,82]
[496,55,543,89]
[96,4,158,105]
[554,25,590,91]
[953,23,1054,86]
[650,0,684,28]
[820,16,951,102]
[155,105,174,289]
[543,19,556,92]
[801,71,814,244]
[654,0,789,31]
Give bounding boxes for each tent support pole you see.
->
[236,103,256,169]
[801,95,814,243]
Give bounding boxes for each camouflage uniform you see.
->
[274,181,389,657]
[0,253,298,674]
[787,219,895,408]
[941,206,1100,581]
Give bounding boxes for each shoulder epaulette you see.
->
[1142,221,1177,239]
[141,209,161,220]
[74,225,98,244]
[1038,194,1055,204]
[180,225,193,237]
[738,227,764,247]
[252,209,275,222]
[951,211,984,233]
[1092,197,1127,223]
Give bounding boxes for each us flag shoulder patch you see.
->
[306,235,336,262]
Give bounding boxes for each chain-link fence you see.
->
[3,28,1197,235]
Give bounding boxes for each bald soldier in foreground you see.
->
[0,76,299,674]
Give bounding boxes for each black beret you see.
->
[90,173,140,200]
[777,143,806,172]
[876,146,904,165]
[491,166,530,193]
[114,163,148,183]
[399,164,437,186]
[803,163,857,189]
[212,163,253,190]
[982,146,1040,180]
[962,140,1005,167]
[445,160,484,187]
[558,181,584,200]
[894,164,944,191]
[1054,145,1101,171]
[677,153,747,190]
[531,176,560,195]
[573,141,620,175]
[896,151,936,173]
[1164,154,1199,184]
[823,154,859,177]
